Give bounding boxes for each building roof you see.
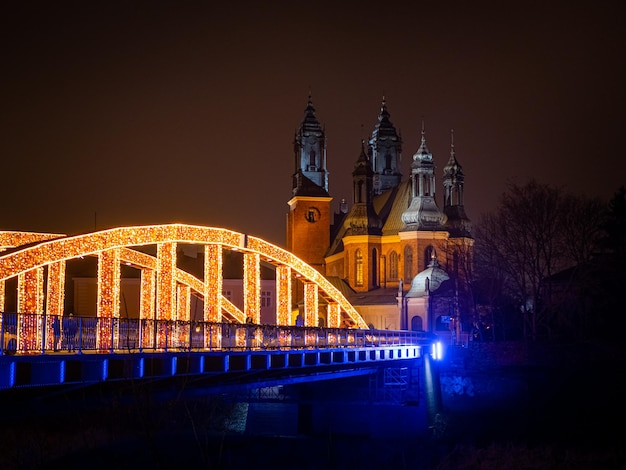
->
[326,276,399,306]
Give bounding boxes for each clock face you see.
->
[305,207,320,223]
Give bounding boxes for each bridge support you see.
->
[423,352,443,428]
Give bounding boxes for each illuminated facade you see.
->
[287,98,474,334]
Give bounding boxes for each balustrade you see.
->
[0,312,434,356]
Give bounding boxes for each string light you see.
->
[247,235,368,328]
[177,285,191,321]
[327,302,340,329]
[46,261,65,318]
[97,248,120,347]
[244,252,260,324]
[276,265,291,326]
[304,282,318,327]
[0,224,369,352]
[0,231,64,253]
[204,244,222,322]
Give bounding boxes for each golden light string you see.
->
[140,268,156,348]
[46,261,65,318]
[327,302,340,329]
[177,285,191,322]
[0,231,64,253]
[247,236,368,328]
[243,252,260,324]
[156,242,176,322]
[17,268,44,350]
[0,224,369,352]
[304,282,319,327]
[204,244,222,322]
[97,249,120,349]
[139,268,156,321]
[276,265,291,326]
[0,225,364,325]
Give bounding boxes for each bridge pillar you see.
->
[156,242,177,321]
[423,352,443,427]
[46,261,66,318]
[244,253,261,323]
[204,244,222,322]
[139,268,156,321]
[177,285,191,321]
[303,282,318,327]
[327,302,340,328]
[276,265,291,326]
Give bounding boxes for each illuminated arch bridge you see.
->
[0,224,370,352]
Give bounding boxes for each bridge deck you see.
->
[0,344,425,390]
[1,314,437,391]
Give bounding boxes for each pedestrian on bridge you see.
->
[63,313,78,352]
[52,316,61,352]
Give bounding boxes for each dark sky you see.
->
[1,1,624,246]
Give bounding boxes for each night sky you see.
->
[1,2,624,246]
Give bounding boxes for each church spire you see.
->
[369,97,402,194]
[343,140,382,236]
[401,122,446,231]
[443,129,471,237]
[292,95,329,196]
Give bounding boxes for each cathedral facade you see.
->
[287,97,473,337]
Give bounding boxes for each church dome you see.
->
[406,258,449,298]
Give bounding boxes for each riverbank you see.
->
[435,340,626,467]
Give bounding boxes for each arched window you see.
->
[389,251,398,280]
[411,315,423,331]
[424,176,431,196]
[436,315,450,331]
[385,153,392,171]
[355,249,363,287]
[372,248,378,286]
[404,245,413,281]
[355,180,364,203]
[424,245,435,267]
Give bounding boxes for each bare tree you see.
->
[547,194,607,338]
[473,214,520,339]
[441,238,477,339]
[560,194,606,265]
[474,180,595,340]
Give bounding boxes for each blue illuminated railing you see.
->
[0,312,435,356]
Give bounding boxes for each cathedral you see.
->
[286,97,473,339]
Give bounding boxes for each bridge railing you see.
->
[0,311,435,355]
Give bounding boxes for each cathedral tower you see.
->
[401,123,446,231]
[293,96,328,191]
[368,98,402,194]
[287,97,332,273]
[341,142,383,291]
[399,123,449,277]
[443,130,472,238]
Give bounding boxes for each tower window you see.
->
[385,153,392,170]
[389,251,398,281]
[425,245,435,267]
[404,246,413,280]
[355,249,363,287]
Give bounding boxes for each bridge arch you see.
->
[0,224,367,329]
